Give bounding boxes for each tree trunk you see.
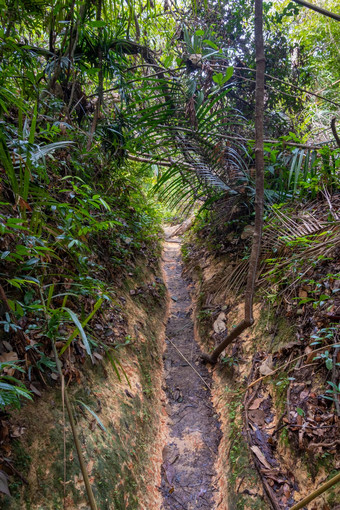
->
[202,0,265,364]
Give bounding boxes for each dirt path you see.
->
[160,229,221,509]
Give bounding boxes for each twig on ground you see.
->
[2,458,29,485]
[166,337,211,390]
[247,342,340,389]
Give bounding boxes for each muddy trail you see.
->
[160,228,221,509]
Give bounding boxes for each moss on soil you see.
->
[2,265,167,510]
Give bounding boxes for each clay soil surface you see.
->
[160,228,221,509]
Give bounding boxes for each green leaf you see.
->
[212,73,224,86]
[319,294,330,301]
[88,20,106,28]
[62,308,93,362]
[325,358,333,370]
[7,279,22,289]
[76,400,106,431]
[106,351,121,382]
[224,66,234,82]
[0,382,16,391]
[29,101,38,144]
[15,387,33,399]
[107,350,131,388]
[60,299,104,356]
[23,258,40,266]
[203,39,218,50]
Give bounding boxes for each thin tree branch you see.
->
[157,125,336,150]
[247,342,340,390]
[233,72,307,103]
[331,117,340,148]
[291,0,340,22]
[212,64,340,108]
[127,153,191,168]
[86,0,103,151]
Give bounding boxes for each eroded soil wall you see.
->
[3,265,167,510]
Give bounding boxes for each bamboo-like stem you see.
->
[290,471,340,510]
[202,0,265,364]
[38,290,98,510]
[63,389,98,510]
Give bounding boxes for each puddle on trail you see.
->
[160,229,221,509]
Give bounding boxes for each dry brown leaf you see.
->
[213,312,226,334]
[300,389,309,400]
[29,384,41,397]
[298,289,308,298]
[249,409,266,423]
[17,197,31,211]
[250,445,273,470]
[249,397,264,410]
[74,474,85,490]
[2,341,13,351]
[0,351,18,376]
[11,425,26,438]
[0,420,9,441]
[0,351,18,363]
[259,355,274,376]
[87,459,94,475]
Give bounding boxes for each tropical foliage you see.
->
[0,0,339,505]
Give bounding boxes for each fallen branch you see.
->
[2,458,29,485]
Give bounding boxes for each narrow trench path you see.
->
[160,228,221,509]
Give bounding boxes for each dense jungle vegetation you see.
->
[0,0,339,508]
